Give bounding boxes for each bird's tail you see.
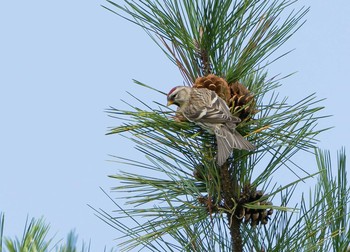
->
[215,125,255,165]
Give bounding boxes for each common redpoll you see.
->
[167,86,255,165]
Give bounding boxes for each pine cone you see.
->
[239,184,273,227]
[228,81,258,121]
[197,183,273,226]
[193,74,231,102]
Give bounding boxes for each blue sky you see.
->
[0,1,349,250]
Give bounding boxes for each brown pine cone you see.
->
[228,81,258,121]
[193,74,231,102]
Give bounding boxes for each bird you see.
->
[167,86,255,165]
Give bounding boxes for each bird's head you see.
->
[167,86,191,107]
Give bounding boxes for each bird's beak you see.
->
[167,100,174,106]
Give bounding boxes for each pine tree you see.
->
[0,214,109,252]
[95,1,350,251]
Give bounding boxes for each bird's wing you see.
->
[183,88,241,124]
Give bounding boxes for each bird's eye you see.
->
[170,93,177,100]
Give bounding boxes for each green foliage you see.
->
[241,148,350,251]
[1,216,52,252]
[100,0,348,251]
[103,0,308,84]
[0,214,115,252]
[302,148,350,251]
[98,74,325,250]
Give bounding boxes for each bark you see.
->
[220,162,242,252]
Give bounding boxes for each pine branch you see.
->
[98,1,347,251]
[101,79,327,250]
[0,214,99,252]
[104,0,309,83]
[220,162,242,252]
